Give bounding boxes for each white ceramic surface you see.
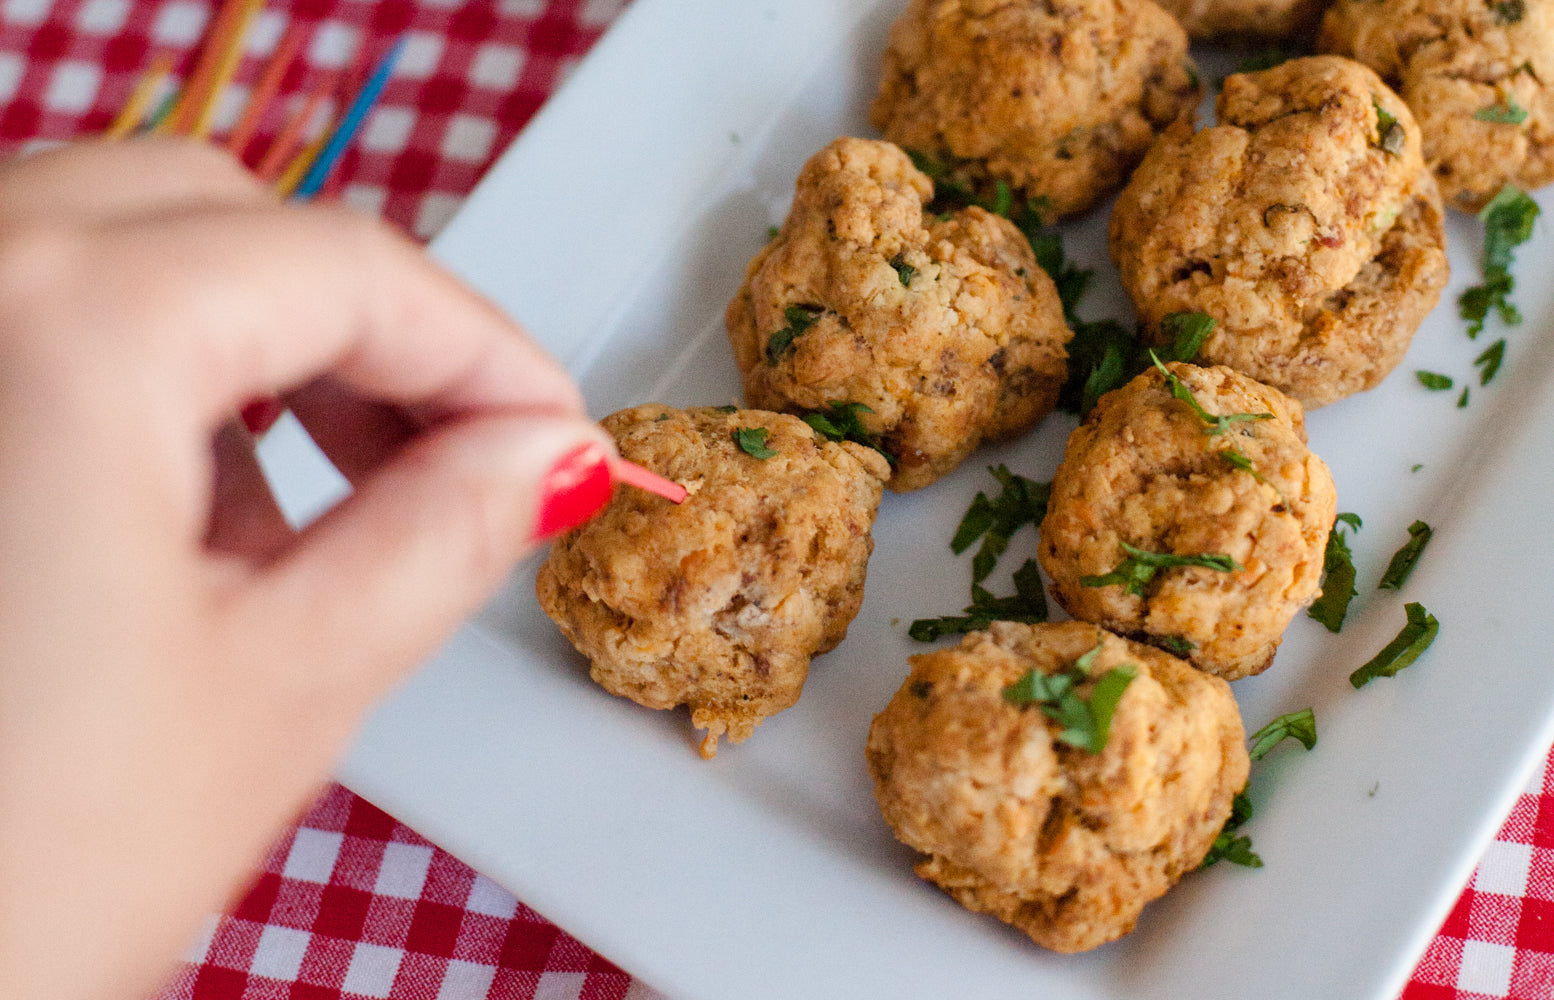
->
[329,2,1554,997]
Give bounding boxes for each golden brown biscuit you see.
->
[1321,0,1554,211]
[1156,0,1324,40]
[867,621,1249,953]
[1037,362,1336,680]
[871,0,1201,219]
[726,137,1071,492]
[536,405,890,758]
[1109,55,1450,407]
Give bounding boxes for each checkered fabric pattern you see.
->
[2,2,1553,998]
[152,785,661,1000]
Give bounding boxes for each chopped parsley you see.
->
[1416,371,1454,391]
[1476,338,1507,384]
[1081,540,1241,597]
[1151,352,1275,436]
[1378,520,1433,590]
[908,559,1048,640]
[1157,634,1195,657]
[801,401,892,464]
[1459,386,1472,408]
[1200,790,1261,869]
[1033,230,1150,417]
[713,404,739,414]
[990,179,1014,218]
[1475,94,1529,124]
[1461,184,1540,338]
[950,465,1051,583]
[1309,512,1362,632]
[1002,639,1137,754]
[764,304,824,364]
[1234,47,1298,76]
[1029,231,1094,323]
[890,254,916,287]
[732,427,778,460]
[1373,99,1405,155]
[1248,708,1318,760]
[1161,311,1217,362]
[1350,601,1439,688]
[1220,447,1260,477]
[1493,0,1526,22]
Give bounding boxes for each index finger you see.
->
[17,199,583,432]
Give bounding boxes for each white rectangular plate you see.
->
[334,2,1554,998]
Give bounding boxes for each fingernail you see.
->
[241,397,284,435]
[530,440,613,541]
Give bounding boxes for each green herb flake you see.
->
[1475,94,1530,124]
[891,254,916,287]
[947,466,1052,583]
[1003,640,1137,754]
[1248,708,1318,760]
[1416,370,1454,391]
[1151,352,1275,435]
[1200,790,1263,869]
[1219,446,1265,482]
[1029,230,1095,324]
[1036,232,1153,418]
[1235,47,1296,76]
[1309,512,1362,632]
[1494,0,1527,22]
[1157,634,1195,657]
[990,179,1014,218]
[1081,540,1241,597]
[1378,520,1433,590]
[1476,338,1507,384]
[733,427,778,460]
[1350,601,1440,688]
[764,304,824,364]
[1161,311,1217,362]
[1412,463,1424,473]
[908,559,1048,640]
[713,405,739,414]
[766,225,780,241]
[1459,386,1472,408]
[801,401,893,464]
[1373,99,1405,155]
[1461,185,1540,338]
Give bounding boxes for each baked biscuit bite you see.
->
[726,137,1070,492]
[1321,0,1554,211]
[1110,55,1450,407]
[871,0,1201,220]
[1037,362,1336,680]
[1156,0,1324,41]
[535,405,890,759]
[867,621,1249,953]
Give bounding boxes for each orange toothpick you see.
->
[254,71,336,182]
[225,20,306,158]
[273,131,325,196]
[156,0,244,135]
[189,0,265,139]
[105,51,175,138]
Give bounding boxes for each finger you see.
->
[72,201,584,432]
[0,138,267,224]
[236,413,615,705]
[283,376,417,485]
[205,420,293,561]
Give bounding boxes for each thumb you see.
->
[244,412,614,700]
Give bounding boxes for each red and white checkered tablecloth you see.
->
[3,3,1553,998]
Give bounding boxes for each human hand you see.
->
[0,139,614,1000]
